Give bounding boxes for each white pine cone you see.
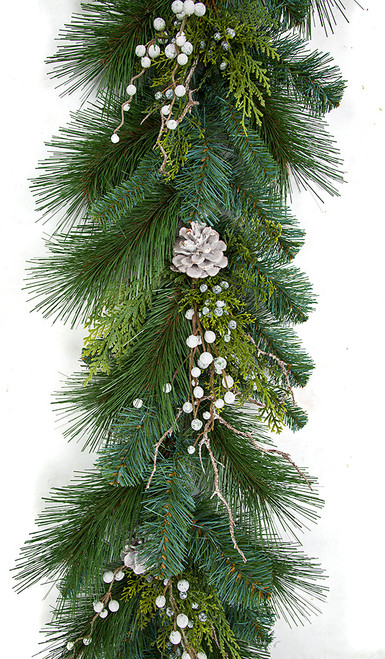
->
[170,221,228,278]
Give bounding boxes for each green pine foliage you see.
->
[16,0,348,657]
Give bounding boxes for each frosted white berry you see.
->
[177,579,190,591]
[93,601,104,613]
[176,32,187,46]
[191,418,203,430]
[176,11,186,19]
[123,103,130,112]
[194,2,206,16]
[183,0,196,15]
[126,84,137,95]
[177,613,189,628]
[141,56,151,68]
[187,445,196,454]
[183,401,193,413]
[163,383,172,393]
[182,653,192,659]
[182,41,193,55]
[148,44,161,58]
[110,133,120,144]
[156,595,166,608]
[135,44,146,57]
[214,398,225,409]
[83,638,92,646]
[153,17,166,31]
[109,600,120,612]
[133,398,143,408]
[197,653,208,659]
[222,375,234,388]
[214,357,227,370]
[228,320,237,330]
[103,571,114,583]
[115,570,125,581]
[186,334,200,348]
[66,642,74,651]
[165,88,174,99]
[198,351,213,367]
[175,84,186,97]
[224,391,236,404]
[99,609,108,618]
[193,386,204,399]
[203,411,211,420]
[170,630,182,644]
[165,43,177,59]
[177,53,189,65]
[185,308,195,320]
[191,367,201,377]
[172,0,184,13]
[161,104,171,116]
[167,119,178,130]
[204,330,216,343]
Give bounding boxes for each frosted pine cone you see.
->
[170,221,228,278]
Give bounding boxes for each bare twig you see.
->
[214,413,313,491]
[146,409,183,490]
[248,334,295,405]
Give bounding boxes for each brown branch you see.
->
[146,409,183,490]
[199,426,247,563]
[214,413,313,491]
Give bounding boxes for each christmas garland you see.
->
[15,1,348,657]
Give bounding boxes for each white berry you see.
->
[165,43,177,59]
[156,595,166,608]
[172,0,184,12]
[126,84,137,95]
[175,84,186,97]
[177,613,189,628]
[191,367,201,377]
[182,653,192,659]
[187,445,196,454]
[167,119,178,130]
[194,2,206,16]
[115,570,125,581]
[193,386,204,399]
[123,103,130,111]
[176,32,187,46]
[204,330,216,343]
[177,53,189,65]
[133,398,143,408]
[161,104,171,115]
[135,44,146,57]
[154,17,166,31]
[141,56,151,68]
[191,418,203,430]
[222,375,234,388]
[183,0,195,15]
[177,579,190,591]
[198,351,213,367]
[185,308,195,319]
[186,334,200,348]
[93,601,104,613]
[83,638,92,646]
[148,44,161,58]
[163,383,172,393]
[214,357,227,370]
[183,401,193,413]
[214,398,225,409]
[66,642,74,651]
[99,609,108,618]
[109,600,120,612]
[197,653,208,659]
[200,283,208,292]
[224,391,236,404]
[202,411,211,420]
[182,41,193,55]
[103,571,114,583]
[110,133,120,144]
[170,630,182,644]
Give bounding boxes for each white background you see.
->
[1,1,384,657]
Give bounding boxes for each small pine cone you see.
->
[170,221,228,278]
